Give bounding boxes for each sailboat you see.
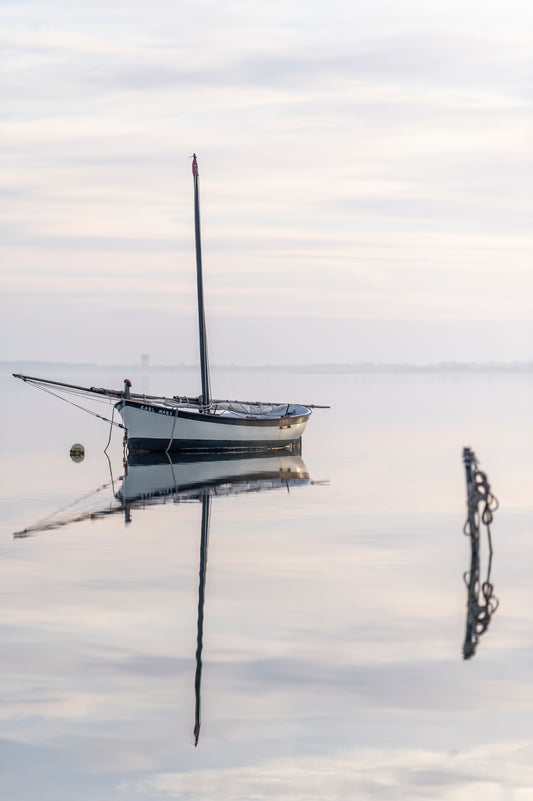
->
[14,155,326,453]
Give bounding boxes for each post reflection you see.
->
[462,447,499,660]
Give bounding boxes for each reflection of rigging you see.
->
[13,477,123,537]
[462,447,499,660]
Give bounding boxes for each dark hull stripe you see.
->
[128,449,299,466]
[116,400,310,428]
[128,437,303,453]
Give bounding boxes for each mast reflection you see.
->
[194,493,210,746]
[462,447,499,660]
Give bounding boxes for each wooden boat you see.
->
[14,155,326,453]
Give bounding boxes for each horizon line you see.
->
[3,359,533,372]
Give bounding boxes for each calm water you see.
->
[1,367,532,800]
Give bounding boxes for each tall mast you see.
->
[192,154,211,408]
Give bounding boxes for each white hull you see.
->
[116,399,311,453]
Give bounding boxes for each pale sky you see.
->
[2,0,532,365]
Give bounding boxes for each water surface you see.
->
[1,367,532,800]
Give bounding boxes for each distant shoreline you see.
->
[4,361,532,374]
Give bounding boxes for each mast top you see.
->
[192,153,198,177]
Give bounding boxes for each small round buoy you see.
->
[70,443,85,462]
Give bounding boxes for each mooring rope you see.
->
[165,410,178,455]
[103,405,116,454]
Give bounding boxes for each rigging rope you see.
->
[25,379,124,429]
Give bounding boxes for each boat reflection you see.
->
[13,450,311,745]
[13,451,310,535]
[118,451,311,746]
[462,448,499,660]
[119,450,310,522]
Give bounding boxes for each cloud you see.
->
[123,740,533,799]
[1,0,532,364]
